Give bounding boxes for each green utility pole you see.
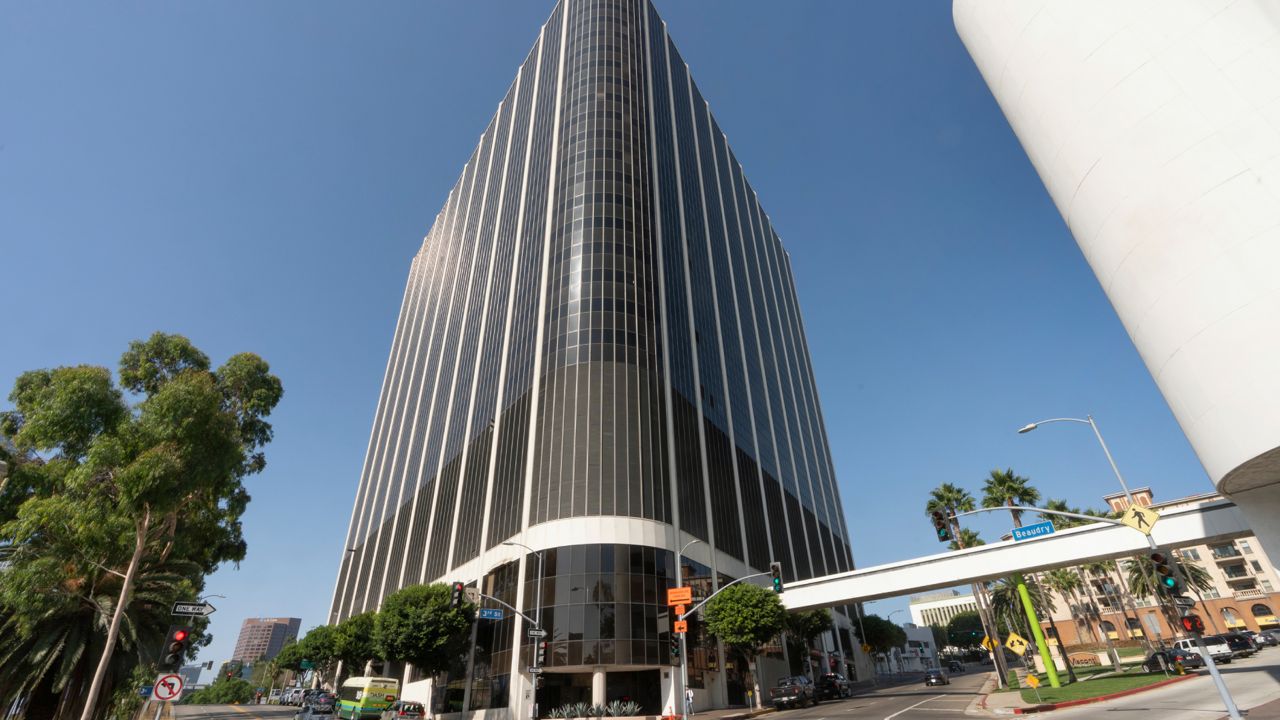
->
[1013,573,1060,688]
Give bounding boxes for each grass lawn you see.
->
[1020,671,1175,704]
[1117,646,1147,657]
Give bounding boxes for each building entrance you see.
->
[605,670,662,715]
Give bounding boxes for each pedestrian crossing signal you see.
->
[451,581,465,608]
[1180,614,1205,635]
[931,511,952,543]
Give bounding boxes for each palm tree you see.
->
[926,483,976,517]
[981,468,1040,528]
[948,528,983,551]
[1044,569,1095,641]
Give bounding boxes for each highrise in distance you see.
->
[231,617,300,665]
[331,0,861,713]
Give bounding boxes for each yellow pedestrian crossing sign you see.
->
[1120,505,1159,535]
[980,635,996,651]
[1026,674,1040,688]
[1004,632,1029,654]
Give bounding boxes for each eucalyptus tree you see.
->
[0,333,282,719]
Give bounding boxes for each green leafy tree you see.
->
[783,609,833,678]
[929,624,949,654]
[375,584,475,677]
[704,584,786,709]
[0,333,281,719]
[981,468,1039,528]
[335,612,379,678]
[185,676,255,704]
[945,611,1004,649]
[854,614,906,655]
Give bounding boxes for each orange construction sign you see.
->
[667,587,692,606]
[673,620,689,634]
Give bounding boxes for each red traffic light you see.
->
[172,629,189,642]
[1180,614,1205,634]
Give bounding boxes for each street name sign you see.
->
[1003,632,1029,654]
[1120,506,1160,535]
[300,660,315,670]
[1174,595,1197,609]
[528,666,543,674]
[1012,521,1055,542]
[667,587,692,606]
[152,673,185,701]
[171,600,216,617]
[528,628,548,638]
[479,608,504,620]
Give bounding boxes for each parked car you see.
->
[1243,630,1276,647]
[379,700,425,719]
[298,692,338,717]
[283,689,305,706]
[947,660,964,673]
[1174,637,1232,663]
[1219,632,1258,658]
[815,673,851,700]
[269,689,283,703]
[1264,629,1280,645]
[1143,649,1204,672]
[924,669,949,687]
[769,676,817,709]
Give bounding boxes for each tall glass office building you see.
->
[331,0,858,714]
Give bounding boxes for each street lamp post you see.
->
[1019,414,1242,719]
[503,541,545,720]
[675,539,701,716]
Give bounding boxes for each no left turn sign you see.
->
[153,673,185,701]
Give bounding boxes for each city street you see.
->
[174,705,296,720]
[1047,650,1280,719]
[769,671,987,720]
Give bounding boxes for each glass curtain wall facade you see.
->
[331,0,856,713]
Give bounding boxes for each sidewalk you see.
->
[1223,695,1280,719]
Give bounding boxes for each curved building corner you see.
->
[954,0,1280,558]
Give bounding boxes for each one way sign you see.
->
[171,601,216,617]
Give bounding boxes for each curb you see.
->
[1011,673,1198,714]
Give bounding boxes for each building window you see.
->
[1241,540,1253,554]
[1252,561,1263,572]
[1262,579,1274,592]
[1222,607,1240,625]
[1252,604,1273,617]
[1180,548,1201,561]
[1203,587,1221,599]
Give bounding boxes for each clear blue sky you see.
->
[1,1,1211,668]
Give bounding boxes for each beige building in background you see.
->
[909,590,979,628]
[1037,489,1279,646]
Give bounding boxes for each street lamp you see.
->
[1016,416,1138,505]
[503,541,546,720]
[1019,413,1243,719]
[675,539,701,715]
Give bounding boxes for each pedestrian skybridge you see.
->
[781,499,1250,610]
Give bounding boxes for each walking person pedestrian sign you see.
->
[1120,506,1159,535]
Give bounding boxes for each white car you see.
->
[1174,637,1232,663]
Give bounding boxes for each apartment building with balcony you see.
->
[1037,489,1278,647]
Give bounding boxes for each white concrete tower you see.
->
[954,1,1280,556]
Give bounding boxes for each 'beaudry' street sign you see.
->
[1011,521,1055,542]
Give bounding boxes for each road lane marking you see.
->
[884,694,945,719]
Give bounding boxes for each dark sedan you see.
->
[1143,649,1204,672]
[924,669,949,686]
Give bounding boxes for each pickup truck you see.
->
[769,676,817,709]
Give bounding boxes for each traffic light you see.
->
[931,511,952,543]
[670,635,681,658]
[162,625,192,671]
[770,562,784,594]
[1180,614,1205,635]
[1150,552,1182,595]
[451,581,465,608]
[535,641,547,666]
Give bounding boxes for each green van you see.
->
[337,676,400,719]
